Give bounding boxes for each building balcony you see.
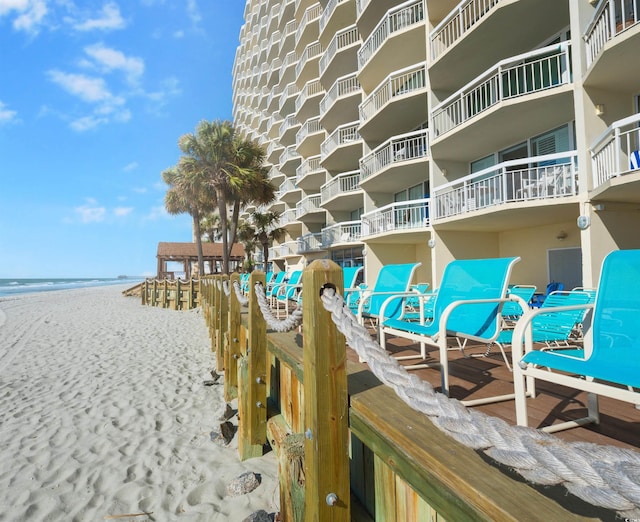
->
[590,112,640,201]
[295,41,323,88]
[321,220,362,247]
[279,144,302,176]
[278,81,299,116]
[432,152,579,223]
[319,0,357,48]
[278,208,300,228]
[266,84,281,114]
[278,177,302,205]
[320,170,364,211]
[279,18,297,54]
[319,72,362,133]
[320,121,363,173]
[584,0,640,92]
[295,79,325,122]
[296,117,325,157]
[358,62,427,145]
[429,0,568,92]
[294,3,322,53]
[296,194,325,223]
[279,51,298,88]
[266,57,281,88]
[297,232,326,254]
[267,113,283,139]
[269,164,286,185]
[359,129,429,192]
[355,0,398,41]
[269,240,300,260]
[267,142,285,165]
[279,0,295,31]
[279,114,301,147]
[296,155,327,192]
[357,0,426,93]
[361,198,430,238]
[319,24,361,89]
[431,43,574,162]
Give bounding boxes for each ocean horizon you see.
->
[0,277,145,297]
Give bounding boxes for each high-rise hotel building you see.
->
[232,0,640,290]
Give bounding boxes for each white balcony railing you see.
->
[358,0,425,68]
[295,79,325,114]
[297,232,325,253]
[278,208,299,227]
[432,152,579,219]
[296,194,322,218]
[295,3,323,47]
[585,0,640,68]
[279,144,301,165]
[361,198,430,237]
[431,0,500,61]
[296,117,323,146]
[322,220,362,246]
[276,241,300,257]
[320,0,350,34]
[278,177,298,196]
[359,63,426,123]
[590,112,640,188]
[319,25,360,77]
[279,82,299,112]
[432,43,572,138]
[321,122,361,160]
[296,155,324,183]
[321,170,361,204]
[360,129,430,182]
[319,73,361,118]
[295,41,323,79]
[279,114,300,136]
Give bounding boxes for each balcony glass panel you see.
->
[591,112,640,188]
[361,198,430,237]
[432,152,579,219]
[432,43,572,138]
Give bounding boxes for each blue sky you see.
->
[0,0,245,278]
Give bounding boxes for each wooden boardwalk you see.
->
[369,334,640,451]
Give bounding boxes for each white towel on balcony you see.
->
[630,150,640,171]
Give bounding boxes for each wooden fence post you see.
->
[225,273,241,402]
[216,275,229,373]
[302,260,350,521]
[238,270,267,460]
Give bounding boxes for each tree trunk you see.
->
[228,200,241,269]
[262,240,269,271]
[193,210,205,276]
[217,190,230,274]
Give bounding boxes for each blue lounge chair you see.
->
[530,281,564,308]
[513,249,640,432]
[501,285,537,323]
[379,257,520,399]
[266,271,287,302]
[274,270,303,317]
[343,266,363,290]
[351,263,422,325]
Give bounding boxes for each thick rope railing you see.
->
[254,282,302,332]
[229,280,249,307]
[319,285,640,519]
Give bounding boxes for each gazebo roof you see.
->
[157,242,244,259]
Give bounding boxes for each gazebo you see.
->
[156,242,245,279]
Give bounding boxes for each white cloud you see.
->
[146,205,169,220]
[186,0,201,26]
[12,0,46,32]
[75,199,106,223]
[114,207,133,217]
[73,2,125,32]
[83,43,144,85]
[48,70,111,102]
[0,1,29,16]
[123,161,138,172]
[0,100,18,124]
[70,115,106,132]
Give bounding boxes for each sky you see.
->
[0,0,246,278]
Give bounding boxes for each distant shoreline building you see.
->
[232,0,640,290]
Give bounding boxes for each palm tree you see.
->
[251,210,286,270]
[162,161,216,276]
[200,212,222,243]
[236,220,259,271]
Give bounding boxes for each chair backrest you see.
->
[591,250,640,358]
[281,270,303,299]
[433,257,520,339]
[367,263,421,318]
[267,271,287,296]
[343,266,363,289]
[531,290,595,339]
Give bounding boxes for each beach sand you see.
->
[0,285,279,521]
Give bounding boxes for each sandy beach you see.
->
[0,285,279,521]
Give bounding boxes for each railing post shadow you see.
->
[225,273,241,402]
[303,260,350,521]
[238,270,267,460]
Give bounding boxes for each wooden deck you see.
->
[363,333,640,451]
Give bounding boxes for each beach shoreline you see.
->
[0,285,278,521]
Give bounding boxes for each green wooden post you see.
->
[225,273,241,401]
[302,260,350,522]
[238,270,266,460]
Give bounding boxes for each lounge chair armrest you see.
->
[378,292,425,322]
[438,297,514,341]
[511,302,595,363]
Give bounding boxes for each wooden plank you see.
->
[302,260,350,521]
[374,453,396,522]
[349,371,595,522]
[225,273,241,401]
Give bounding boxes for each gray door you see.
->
[548,247,582,290]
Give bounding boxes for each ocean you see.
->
[0,277,144,297]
